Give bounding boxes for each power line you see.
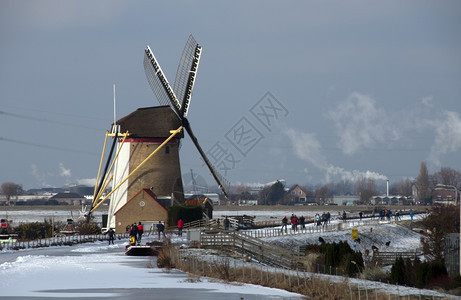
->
[0,110,102,131]
[0,136,99,156]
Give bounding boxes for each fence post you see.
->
[288,271,291,289]
[266,266,269,283]
[296,267,300,286]
[260,264,263,282]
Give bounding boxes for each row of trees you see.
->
[229,165,461,205]
[2,164,460,206]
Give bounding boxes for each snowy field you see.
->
[0,207,456,299]
[0,208,105,225]
[0,237,303,299]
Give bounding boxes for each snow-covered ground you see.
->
[0,237,303,299]
[0,208,105,225]
[0,208,457,299]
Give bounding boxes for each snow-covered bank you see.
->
[0,239,304,299]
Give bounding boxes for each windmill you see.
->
[88,35,229,229]
[143,34,230,199]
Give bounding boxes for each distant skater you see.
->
[299,216,305,230]
[107,228,115,245]
[129,223,138,244]
[177,219,184,236]
[137,222,144,244]
[281,216,288,233]
[156,221,165,239]
[224,217,230,230]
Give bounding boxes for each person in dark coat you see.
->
[299,216,305,230]
[281,216,288,233]
[156,221,165,239]
[129,223,138,244]
[107,228,116,245]
[223,217,230,230]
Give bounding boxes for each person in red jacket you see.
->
[137,222,144,244]
[177,219,184,236]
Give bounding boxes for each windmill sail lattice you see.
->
[174,35,201,117]
[144,47,181,115]
[143,35,230,198]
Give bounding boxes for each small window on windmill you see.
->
[165,146,170,154]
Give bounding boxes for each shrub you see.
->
[74,219,101,235]
[416,261,449,289]
[345,251,364,277]
[390,256,406,285]
[14,221,54,240]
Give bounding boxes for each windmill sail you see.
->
[144,35,231,199]
[174,35,202,117]
[144,46,181,115]
[182,118,230,198]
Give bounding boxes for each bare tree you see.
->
[232,184,251,195]
[420,205,459,263]
[258,185,271,205]
[356,177,376,204]
[391,178,414,196]
[433,167,461,191]
[416,162,431,203]
[1,182,23,205]
[314,185,333,205]
[328,180,354,195]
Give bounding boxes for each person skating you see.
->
[107,228,116,245]
[156,221,165,239]
[281,216,288,233]
[177,219,184,236]
[137,222,144,244]
[129,223,138,244]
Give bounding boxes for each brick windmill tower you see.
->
[105,106,184,223]
[92,35,230,229]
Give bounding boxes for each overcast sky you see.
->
[1,1,460,191]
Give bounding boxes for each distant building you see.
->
[332,195,360,206]
[185,195,214,219]
[433,184,458,206]
[0,195,7,206]
[49,192,87,206]
[185,193,219,205]
[238,199,258,206]
[285,184,310,204]
[371,195,413,206]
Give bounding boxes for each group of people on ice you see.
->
[124,219,184,246]
[281,212,333,233]
[281,214,306,233]
[315,212,331,226]
[375,209,404,221]
[128,222,144,245]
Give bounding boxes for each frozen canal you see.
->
[0,237,304,299]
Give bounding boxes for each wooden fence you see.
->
[372,250,422,266]
[0,232,130,250]
[167,247,448,300]
[200,230,306,270]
